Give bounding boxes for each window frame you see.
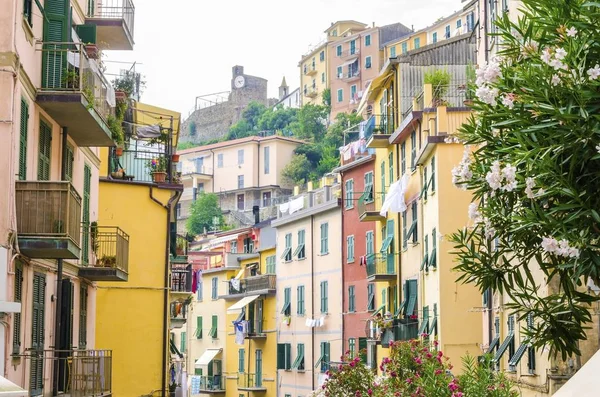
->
[347,235,355,263]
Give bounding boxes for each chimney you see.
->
[252,205,260,225]
[372,22,375,28]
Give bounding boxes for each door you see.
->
[256,300,263,334]
[237,194,245,210]
[30,273,46,396]
[82,164,91,264]
[57,279,74,392]
[255,350,263,387]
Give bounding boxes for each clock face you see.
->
[234,75,245,88]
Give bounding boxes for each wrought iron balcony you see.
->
[245,319,266,339]
[171,263,192,295]
[170,301,188,329]
[85,0,135,50]
[16,181,82,259]
[338,69,361,82]
[364,114,395,148]
[109,148,178,185]
[79,225,129,281]
[196,375,225,393]
[366,318,419,347]
[37,42,114,147]
[366,254,396,281]
[303,64,318,76]
[338,48,360,60]
[21,349,112,396]
[357,191,385,222]
[222,275,276,299]
[237,373,266,391]
[304,86,319,98]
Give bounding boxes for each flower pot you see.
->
[115,91,127,101]
[463,99,474,107]
[85,44,99,59]
[110,171,123,179]
[171,154,180,163]
[151,171,167,183]
[115,147,123,157]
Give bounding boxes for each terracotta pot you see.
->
[85,44,99,59]
[152,171,167,183]
[115,147,123,156]
[171,154,180,163]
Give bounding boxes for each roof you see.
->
[177,135,304,155]
[325,20,368,34]
[299,41,329,64]
[280,76,287,87]
[273,87,300,108]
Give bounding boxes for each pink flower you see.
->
[426,352,433,358]
[406,378,412,384]
[449,381,459,392]
[452,393,464,397]
[414,357,422,365]
[350,361,356,367]
[355,391,361,397]
[390,371,397,377]
[435,369,442,375]
[367,390,373,396]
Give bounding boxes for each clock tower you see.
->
[232,65,245,90]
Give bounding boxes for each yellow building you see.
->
[95,102,183,397]
[299,42,329,105]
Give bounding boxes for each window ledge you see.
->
[347,260,355,264]
[319,252,329,256]
[345,206,354,211]
[298,257,306,261]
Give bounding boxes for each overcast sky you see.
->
[103,0,463,119]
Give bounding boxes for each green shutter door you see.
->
[12,262,23,354]
[79,286,87,349]
[65,144,74,181]
[386,220,395,273]
[37,121,52,181]
[30,273,46,396]
[19,99,29,180]
[82,164,91,264]
[212,315,218,338]
[255,350,263,386]
[42,0,70,89]
[358,337,367,364]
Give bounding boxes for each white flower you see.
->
[549,58,567,70]
[555,48,567,60]
[541,236,580,259]
[475,61,502,87]
[483,218,496,239]
[468,202,482,223]
[541,237,559,253]
[541,48,552,64]
[452,147,473,189]
[486,161,503,191]
[587,64,600,80]
[596,144,600,154]
[502,164,517,182]
[503,180,518,192]
[492,129,500,138]
[476,86,499,106]
[551,74,561,86]
[566,27,578,37]
[444,136,453,144]
[502,95,515,109]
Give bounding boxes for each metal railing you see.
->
[15,181,82,245]
[39,42,113,122]
[339,48,360,58]
[366,254,396,277]
[80,224,129,272]
[227,275,276,295]
[22,349,112,396]
[366,319,419,344]
[238,373,264,389]
[171,264,192,293]
[87,0,135,39]
[170,301,187,320]
[357,191,384,216]
[303,65,317,75]
[196,375,225,391]
[110,148,175,184]
[393,319,419,341]
[338,69,361,81]
[304,86,318,97]
[246,319,265,336]
[364,114,395,140]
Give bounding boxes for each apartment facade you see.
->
[328,22,411,119]
[272,183,342,396]
[0,0,135,393]
[176,136,303,232]
[299,42,329,106]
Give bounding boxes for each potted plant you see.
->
[110,168,124,179]
[113,70,147,99]
[171,153,180,163]
[424,68,451,106]
[115,147,123,157]
[61,69,79,89]
[84,42,99,59]
[463,63,476,106]
[107,115,124,146]
[146,157,168,183]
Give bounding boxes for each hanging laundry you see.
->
[319,317,325,327]
[359,256,367,266]
[289,197,304,214]
[279,202,290,214]
[190,376,201,394]
[192,270,198,293]
[230,279,241,292]
[234,320,246,345]
[380,174,410,216]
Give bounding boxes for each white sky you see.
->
[103,0,463,119]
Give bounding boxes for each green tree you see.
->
[186,193,224,236]
[322,88,331,107]
[281,154,312,186]
[449,0,600,359]
[241,101,267,129]
[226,119,252,140]
[293,104,329,141]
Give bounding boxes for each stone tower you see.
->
[279,77,289,100]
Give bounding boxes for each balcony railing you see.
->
[366,254,396,280]
[171,264,192,293]
[364,114,395,141]
[339,48,360,59]
[88,0,135,37]
[303,65,317,75]
[226,275,276,296]
[338,69,361,81]
[196,375,225,392]
[366,319,419,346]
[86,0,135,50]
[22,349,112,396]
[238,373,265,390]
[15,181,82,259]
[357,191,385,221]
[109,148,176,184]
[79,225,129,281]
[304,86,318,98]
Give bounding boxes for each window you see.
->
[23,0,33,25]
[365,56,372,69]
[211,277,218,300]
[431,156,436,192]
[237,149,244,164]
[402,210,407,249]
[277,343,292,370]
[266,255,276,274]
[404,279,418,317]
[262,191,271,207]
[320,50,325,61]
[317,342,331,372]
[264,146,270,174]
[414,37,421,48]
[238,175,244,189]
[381,289,388,314]
[320,281,328,313]
[297,285,305,315]
[366,231,374,257]
[401,142,406,175]
[527,313,536,373]
[348,338,356,359]
[312,57,316,69]
[467,12,475,32]
[430,229,437,268]
[181,331,187,353]
[18,99,28,180]
[423,166,428,200]
[494,316,515,364]
[381,160,386,200]
[351,85,357,100]
[294,229,306,259]
[432,32,438,43]
[367,283,375,311]
[364,171,374,201]
[238,349,245,373]
[79,285,88,349]
[230,241,238,254]
[348,286,355,312]
[337,66,342,78]
[320,223,329,254]
[336,45,342,56]
[337,88,343,103]
[365,34,371,46]
[282,233,292,262]
[457,19,462,28]
[350,39,356,55]
[312,78,316,89]
[388,152,394,183]
[347,235,355,263]
[321,72,326,83]
[408,201,418,243]
[345,179,354,208]
[421,234,429,271]
[243,237,253,253]
[12,262,23,354]
[38,120,52,180]
[292,344,305,370]
[390,46,396,58]
[217,153,223,168]
[401,42,408,54]
[198,182,205,193]
[410,130,417,171]
[445,25,451,39]
[209,315,218,338]
[282,287,291,315]
[196,316,203,339]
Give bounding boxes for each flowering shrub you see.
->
[449,0,600,359]
[145,156,168,173]
[311,339,517,397]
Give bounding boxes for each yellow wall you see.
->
[95,180,174,396]
[300,43,328,106]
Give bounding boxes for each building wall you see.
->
[299,43,329,106]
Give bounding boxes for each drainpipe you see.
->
[310,214,315,391]
[340,171,345,354]
[483,0,489,62]
[52,127,68,396]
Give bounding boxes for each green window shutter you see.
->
[366,231,374,256]
[65,144,74,181]
[421,235,429,271]
[389,152,394,183]
[358,337,367,364]
[181,331,186,353]
[42,0,70,88]
[381,289,387,314]
[285,343,291,369]
[37,121,52,181]
[402,211,407,248]
[430,229,437,268]
[210,315,217,339]
[349,338,356,358]
[418,306,429,336]
[422,166,428,200]
[406,279,418,316]
[320,281,328,313]
[320,223,329,254]
[19,99,29,181]
[392,285,398,314]
[196,316,202,339]
[431,156,436,192]
[381,160,386,200]
[78,285,88,349]
[12,262,23,354]
[81,164,91,263]
[349,286,355,312]
[239,348,245,373]
[277,344,285,369]
[75,24,96,44]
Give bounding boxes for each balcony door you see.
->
[255,349,263,387]
[237,194,245,210]
[82,164,91,264]
[57,279,74,393]
[30,273,46,396]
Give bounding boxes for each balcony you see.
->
[109,148,177,184]
[221,275,276,299]
[365,114,395,148]
[366,254,396,281]
[22,349,112,396]
[357,191,385,222]
[78,225,129,281]
[339,48,360,60]
[304,86,319,98]
[37,42,114,147]
[196,375,225,393]
[85,0,135,50]
[237,373,266,392]
[170,301,188,329]
[244,319,267,339]
[15,181,82,259]
[338,69,361,82]
[366,319,419,347]
[171,262,192,296]
[304,65,318,76]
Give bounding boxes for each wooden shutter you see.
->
[238,348,245,373]
[406,279,418,316]
[358,337,367,364]
[65,144,74,181]
[79,285,88,349]
[75,24,97,44]
[37,121,52,180]
[19,99,29,181]
[196,316,202,339]
[82,164,91,263]
[276,344,285,369]
[12,262,23,354]
[212,315,217,338]
[42,0,70,88]
[30,273,46,395]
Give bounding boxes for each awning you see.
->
[356,81,373,114]
[195,349,222,367]
[227,295,260,314]
[207,233,242,249]
[553,349,600,396]
[340,58,358,68]
[0,376,27,397]
[234,268,245,280]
